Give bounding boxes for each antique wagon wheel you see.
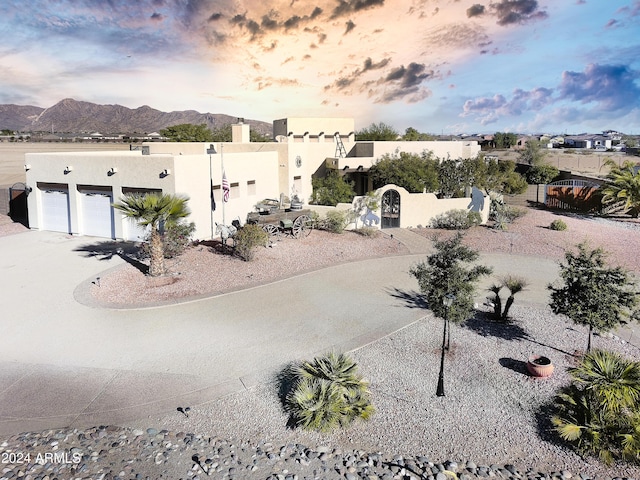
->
[292,214,312,238]
[262,223,280,240]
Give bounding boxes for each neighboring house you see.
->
[24,117,481,240]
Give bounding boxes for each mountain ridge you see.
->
[0,98,272,135]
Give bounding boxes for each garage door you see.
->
[123,218,149,242]
[80,190,115,238]
[41,188,71,233]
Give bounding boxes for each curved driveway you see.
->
[0,228,599,436]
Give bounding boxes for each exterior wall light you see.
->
[64,166,73,173]
[108,167,118,175]
[24,164,31,171]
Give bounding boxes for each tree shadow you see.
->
[74,240,149,275]
[498,357,529,376]
[534,399,570,449]
[194,239,235,256]
[464,311,531,342]
[273,361,301,430]
[385,287,429,309]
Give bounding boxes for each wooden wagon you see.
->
[246,199,313,240]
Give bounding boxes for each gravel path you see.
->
[1,208,640,479]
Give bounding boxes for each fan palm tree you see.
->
[113,193,190,277]
[286,352,374,432]
[601,160,640,217]
[552,350,640,465]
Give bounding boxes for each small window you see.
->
[247,180,256,196]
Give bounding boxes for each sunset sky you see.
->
[1,0,639,134]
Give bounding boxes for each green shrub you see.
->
[234,223,268,261]
[550,219,568,231]
[283,352,374,432]
[491,202,527,230]
[321,210,349,234]
[430,209,482,229]
[551,350,640,465]
[140,221,195,259]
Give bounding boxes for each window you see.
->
[230,182,240,199]
[247,180,256,196]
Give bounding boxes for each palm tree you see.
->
[601,160,640,217]
[113,193,190,277]
[285,352,374,432]
[552,350,640,465]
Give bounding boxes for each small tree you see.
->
[410,233,492,344]
[526,163,559,185]
[369,150,439,193]
[517,139,547,166]
[114,193,190,277]
[311,170,355,206]
[160,123,214,142]
[548,242,640,352]
[355,122,399,141]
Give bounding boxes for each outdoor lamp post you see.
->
[436,293,455,397]
[206,144,216,239]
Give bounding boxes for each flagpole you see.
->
[221,144,225,225]
[206,144,216,239]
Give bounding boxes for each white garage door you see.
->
[41,189,71,233]
[80,190,114,238]
[123,218,149,242]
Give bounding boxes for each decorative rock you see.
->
[146,428,157,436]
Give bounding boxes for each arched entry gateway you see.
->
[381,189,400,228]
[9,182,31,227]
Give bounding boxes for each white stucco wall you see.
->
[24,148,279,240]
[348,184,489,229]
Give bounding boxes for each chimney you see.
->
[232,120,250,143]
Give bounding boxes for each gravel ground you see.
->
[88,229,408,308]
[412,207,640,273]
[2,208,640,479]
[125,304,640,480]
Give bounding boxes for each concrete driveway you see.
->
[0,230,430,435]
[0,229,635,436]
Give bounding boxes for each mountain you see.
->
[0,104,43,131]
[0,98,272,135]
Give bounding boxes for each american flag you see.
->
[222,171,230,202]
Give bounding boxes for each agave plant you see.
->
[285,352,374,432]
[551,350,640,465]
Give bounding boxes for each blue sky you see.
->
[1,0,639,134]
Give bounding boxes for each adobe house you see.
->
[24,117,482,240]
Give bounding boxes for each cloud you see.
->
[331,0,385,19]
[466,4,485,18]
[375,63,433,103]
[150,12,164,22]
[324,57,391,92]
[490,0,548,26]
[344,20,356,34]
[558,63,640,111]
[461,63,640,126]
[461,87,554,124]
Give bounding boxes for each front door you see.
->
[381,189,400,228]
